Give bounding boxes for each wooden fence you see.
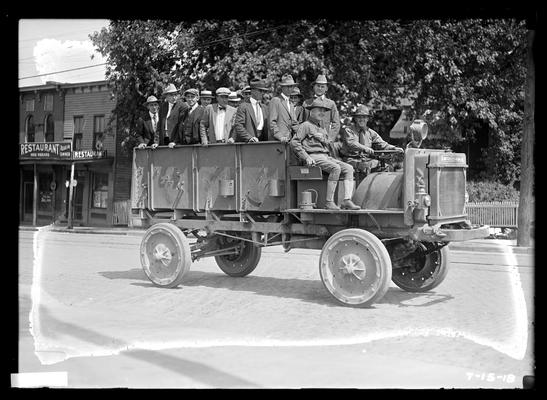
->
[465,201,519,228]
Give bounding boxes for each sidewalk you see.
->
[18,224,534,255]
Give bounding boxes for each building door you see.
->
[23,182,34,221]
[65,169,87,225]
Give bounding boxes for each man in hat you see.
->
[159,83,189,145]
[240,85,251,103]
[234,78,270,143]
[200,87,238,145]
[268,74,300,143]
[135,96,164,149]
[169,88,204,146]
[228,91,241,108]
[200,90,214,107]
[338,105,404,175]
[290,87,305,123]
[290,98,360,210]
[302,74,341,141]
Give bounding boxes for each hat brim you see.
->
[353,113,371,117]
[163,90,179,95]
[280,82,297,86]
[306,105,331,111]
[144,101,159,105]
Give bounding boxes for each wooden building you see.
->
[19,80,132,227]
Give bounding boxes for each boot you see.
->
[340,180,361,210]
[324,180,340,210]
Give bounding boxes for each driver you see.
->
[338,105,404,176]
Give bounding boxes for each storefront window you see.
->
[38,173,53,212]
[92,172,109,209]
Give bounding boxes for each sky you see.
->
[18,19,110,87]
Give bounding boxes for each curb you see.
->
[19,226,533,255]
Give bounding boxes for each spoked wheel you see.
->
[140,222,192,287]
[319,229,392,307]
[214,234,262,277]
[391,243,450,292]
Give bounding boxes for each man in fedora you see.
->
[339,105,404,175]
[228,91,241,108]
[290,98,360,210]
[234,78,270,143]
[159,83,189,145]
[303,74,341,141]
[169,88,204,146]
[200,90,214,107]
[200,87,238,145]
[135,96,163,149]
[240,85,251,103]
[268,74,300,143]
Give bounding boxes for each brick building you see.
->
[19,80,133,227]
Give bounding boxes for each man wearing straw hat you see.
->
[302,74,341,141]
[159,83,189,145]
[135,95,164,149]
[199,90,214,107]
[200,87,238,145]
[338,104,404,175]
[234,78,270,143]
[268,74,300,143]
[290,87,305,123]
[290,98,360,210]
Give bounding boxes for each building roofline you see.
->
[19,80,109,92]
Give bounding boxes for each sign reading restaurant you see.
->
[20,142,107,160]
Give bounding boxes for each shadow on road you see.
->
[103,268,453,309]
[34,306,261,388]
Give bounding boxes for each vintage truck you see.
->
[130,121,489,307]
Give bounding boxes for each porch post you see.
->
[67,162,75,229]
[32,163,37,226]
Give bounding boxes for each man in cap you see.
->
[268,74,300,143]
[135,96,164,149]
[338,105,404,176]
[290,87,305,123]
[159,83,189,145]
[290,98,360,210]
[200,90,214,107]
[302,74,341,141]
[200,87,238,145]
[234,78,270,143]
[169,88,205,146]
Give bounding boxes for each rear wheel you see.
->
[319,229,392,307]
[391,243,449,292]
[214,235,262,277]
[140,222,192,288]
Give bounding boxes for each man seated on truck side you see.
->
[338,105,404,177]
[290,98,361,210]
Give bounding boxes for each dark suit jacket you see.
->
[199,103,237,144]
[135,112,165,146]
[159,100,189,142]
[268,95,299,141]
[302,96,340,141]
[234,100,269,142]
[177,105,205,144]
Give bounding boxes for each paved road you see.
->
[16,230,534,388]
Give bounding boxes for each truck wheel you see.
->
[215,238,262,277]
[391,244,449,292]
[140,222,192,288]
[319,229,392,307]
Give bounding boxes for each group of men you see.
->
[135,74,403,210]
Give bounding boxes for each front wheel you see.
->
[319,229,392,307]
[214,235,262,277]
[391,244,449,292]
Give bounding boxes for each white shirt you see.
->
[281,92,291,112]
[189,103,198,114]
[149,111,159,132]
[215,105,226,141]
[165,101,174,131]
[250,97,264,130]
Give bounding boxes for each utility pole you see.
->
[67,162,75,229]
[517,22,535,247]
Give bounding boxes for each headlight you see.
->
[422,194,431,207]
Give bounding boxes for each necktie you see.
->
[152,114,159,144]
[255,102,261,121]
[219,105,226,110]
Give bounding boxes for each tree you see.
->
[90,19,527,185]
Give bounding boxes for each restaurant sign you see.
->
[20,142,72,159]
[20,142,108,160]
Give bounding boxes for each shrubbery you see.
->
[466,180,520,203]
